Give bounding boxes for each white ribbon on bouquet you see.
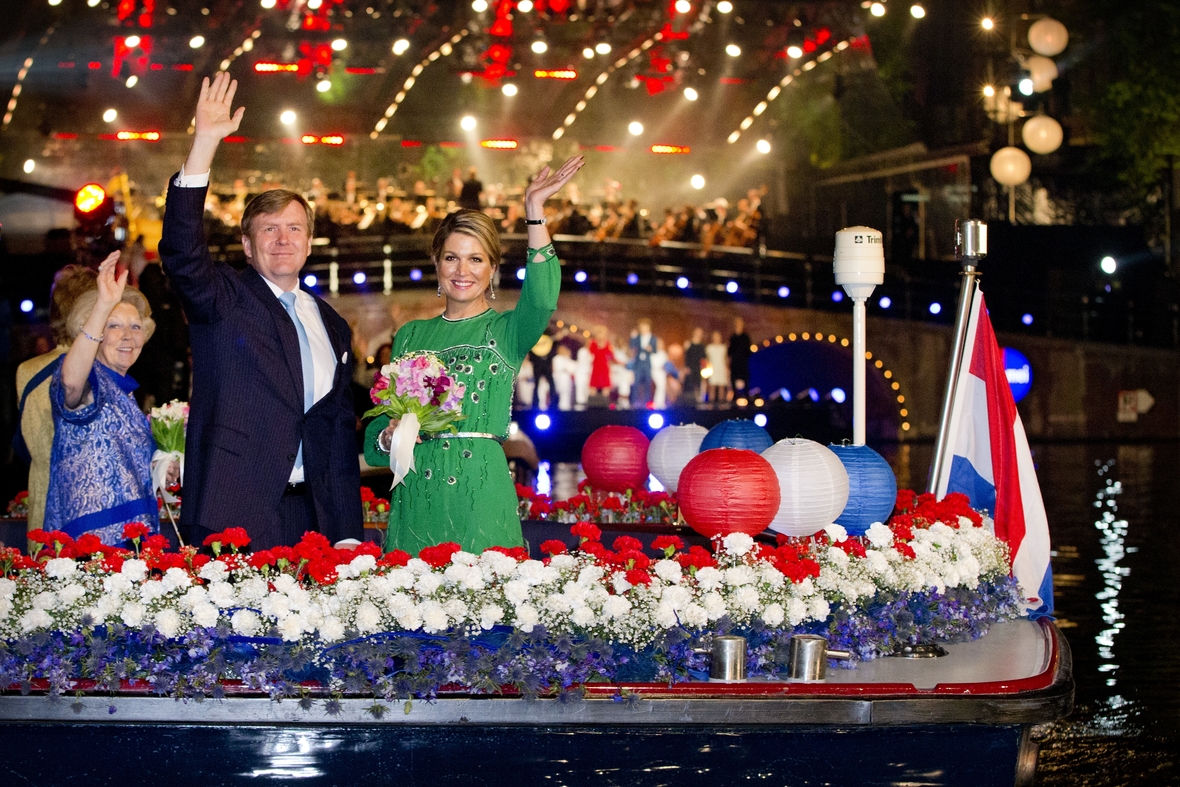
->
[151,449,184,502]
[388,412,420,490]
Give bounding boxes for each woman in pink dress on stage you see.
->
[588,325,613,395]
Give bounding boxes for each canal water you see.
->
[544,439,1180,785]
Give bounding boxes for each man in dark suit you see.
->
[158,73,362,550]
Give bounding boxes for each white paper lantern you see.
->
[1022,115,1063,155]
[761,438,850,537]
[1028,18,1068,57]
[990,146,1032,187]
[648,423,707,493]
[1026,55,1058,93]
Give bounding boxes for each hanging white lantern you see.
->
[1026,55,1058,93]
[1028,18,1068,57]
[761,438,849,537]
[990,146,1032,187]
[648,423,707,493]
[1022,115,1063,155]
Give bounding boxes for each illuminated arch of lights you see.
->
[3,27,54,130]
[726,37,861,145]
[550,29,666,141]
[370,30,469,140]
[217,28,262,73]
[751,331,911,434]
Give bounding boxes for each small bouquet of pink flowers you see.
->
[365,351,467,488]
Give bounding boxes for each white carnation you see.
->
[44,557,78,579]
[722,532,755,556]
[723,565,756,587]
[653,559,682,584]
[278,614,307,641]
[58,583,88,606]
[348,554,377,576]
[318,617,346,642]
[479,604,505,629]
[865,522,894,548]
[354,602,382,634]
[0,577,15,599]
[680,603,708,628]
[603,595,632,620]
[514,603,540,632]
[271,574,298,594]
[121,559,149,582]
[19,608,52,633]
[419,600,449,633]
[570,605,595,626]
[734,586,761,612]
[155,608,182,639]
[415,573,443,596]
[503,579,530,604]
[702,592,728,620]
[191,602,220,628]
[808,597,831,621]
[120,602,147,628]
[761,603,785,626]
[207,582,237,609]
[31,591,57,611]
[786,597,808,625]
[824,524,848,543]
[694,567,723,593]
[228,609,259,636]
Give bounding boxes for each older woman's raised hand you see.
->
[523,155,585,209]
[95,251,127,309]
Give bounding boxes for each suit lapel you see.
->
[242,267,306,405]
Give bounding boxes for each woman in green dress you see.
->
[364,155,585,554]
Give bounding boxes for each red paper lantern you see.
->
[581,425,650,492]
[678,449,781,539]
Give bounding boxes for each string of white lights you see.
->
[726,37,857,145]
[219,28,262,72]
[370,29,469,140]
[550,29,665,141]
[3,27,54,131]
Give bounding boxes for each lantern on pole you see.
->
[1028,18,1068,57]
[1022,115,1063,155]
[833,226,884,446]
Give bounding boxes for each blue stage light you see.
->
[574,270,588,283]
[626,272,639,285]
[409,268,423,281]
[878,295,891,309]
[778,387,791,400]
[753,413,767,427]
[676,276,689,289]
[516,268,526,281]
[534,413,551,430]
[647,413,665,429]
[831,290,844,303]
[831,387,847,403]
[778,286,790,298]
[1022,313,1034,325]
[353,271,367,285]
[929,302,942,315]
[19,299,34,313]
[302,274,317,288]
[726,280,739,294]
[808,387,820,402]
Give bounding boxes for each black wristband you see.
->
[524,218,546,225]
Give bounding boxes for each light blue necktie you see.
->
[279,291,315,469]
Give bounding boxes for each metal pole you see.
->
[928,219,988,494]
[852,297,867,445]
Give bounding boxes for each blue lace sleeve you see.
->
[50,365,104,426]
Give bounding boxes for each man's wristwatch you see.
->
[524,218,546,225]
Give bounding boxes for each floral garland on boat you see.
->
[0,493,1021,703]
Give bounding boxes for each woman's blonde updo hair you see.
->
[67,286,156,343]
[430,209,501,270]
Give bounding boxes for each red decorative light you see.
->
[480,139,518,149]
[255,63,301,73]
[150,63,163,70]
[719,77,748,84]
[302,134,345,145]
[172,64,193,71]
[438,141,465,148]
[489,18,513,37]
[581,426,650,493]
[401,140,422,147]
[534,69,577,80]
[52,132,79,140]
[803,39,817,53]
[114,130,161,141]
[650,144,690,154]
[815,27,831,44]
[344,67,378,74]
[88,62,102,70]
[594,145,619,152]
[223,135,248,143]
[678,449,781,539]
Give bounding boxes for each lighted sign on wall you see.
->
[1002,347,1032,403]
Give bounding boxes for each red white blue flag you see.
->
[934,288,1054,617]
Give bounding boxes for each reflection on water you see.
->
[1093,466,1127,691]
[242,730,341,780]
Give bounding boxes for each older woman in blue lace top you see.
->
[44,252,174,544]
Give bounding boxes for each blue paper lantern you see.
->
[700,419,774,454]
[829,444,897,536]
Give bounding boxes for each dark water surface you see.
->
[547,440,1180,785]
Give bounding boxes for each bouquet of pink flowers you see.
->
[364,351,467,434]
[365,352,467,488]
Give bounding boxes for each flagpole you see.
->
[928,220,988,494]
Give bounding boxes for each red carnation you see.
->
[612,535,643,553]
[539,540,568,556]
[650,535,683,556]
[75,533,105,556]
[419,542,462,568]
[270,546,299,565]
[123,522,151,542]
[485,545,529,561]
[247,550,277,570]
[354,541,383,558]
[143,534,169,552]
[360,486,376,503]
[307,559,338,585]
[515,483,536,500]
[600,496,624,512]
[570,522,602,544]
[379,549,412,568]
[617,549,650,571]
[676,545,717,573]
[894,542,916,560]
[624,568,652,586]
[580,541,610,561]
[835,538,867,559]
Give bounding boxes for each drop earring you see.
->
[437,285,442,297]
[489,281,496,300]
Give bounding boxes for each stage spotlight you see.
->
[280,109,297,125]
[717,0,733,12]
[786,44,803,59]
[628,120,644,135]
[831,289,844,302]
[981,17,995,30]
[910,4,926,19]
[125,35,141,48]
[595,42,612,55]
[753,413,767,427]
[674,0,691,13]
[410,268,423,281]
[878,295,892,309]
[190,36,205,49]
[531,40,548,54]
[20,299,34,313]
[648,413,665,429]
[260,0,276,7]
[125,75,138,88]
[502,83,518,96]
[870,2,885,17]
[472,0,488,11]
[626,272,639,285]
[756,139,771,154]
[23,159,35,174]
[331,39,348,51]
[726,281,739,294]
[831,388,847,403]
[583,47,595,59]
[725,44,741,57]
[1100,255,1117,274]
[303,274,317,287]
[1022,313,1034,325]
[392,39,410,56]
[535,413,552,431]
[574,270,588,283]
[676,276,690,289]
[517,0,533,10]
[103,108,117,122]
[777,286,790,298]
[516,268,526,280]
[929,302,942,315]
[460,115,477,130]
[807,388,820,402]
[690,174,705,189]
[684,87,698,101]
[353,272,367,285]
[316,79,331,92]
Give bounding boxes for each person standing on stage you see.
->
[681,326,707,405]
[158,73,362,550]
[728,316,753,399]
[364,155,585,555]
[629,318,656,408]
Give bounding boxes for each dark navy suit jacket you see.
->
[158,181,362,547]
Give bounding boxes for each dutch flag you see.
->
[933,288,1054,618]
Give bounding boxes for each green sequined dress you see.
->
[364,244,560,555]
